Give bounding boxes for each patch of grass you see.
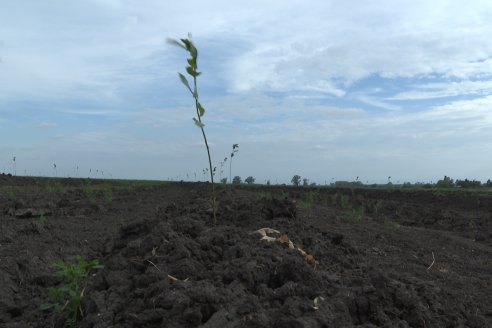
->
[372,199,384,215]
[100,185,113,204]
[345,206,365,222]
[45,181,69,194]
[82,183,96,203]
[300,190,319,209]
[256,191,273,201]
[330,192,351,209]
[6,189,16,200]
[41,256,103,326]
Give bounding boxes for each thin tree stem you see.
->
[193,76,217,225]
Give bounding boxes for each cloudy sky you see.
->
[1,0,492,184]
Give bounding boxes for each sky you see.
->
[1,0,492,184]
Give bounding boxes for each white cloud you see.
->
[391,80,492,100]
[39,122,57,129]
[2,0,492,102]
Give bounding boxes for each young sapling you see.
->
[168,34,217,223]
[229,144,239,184]
[219,157,227,181]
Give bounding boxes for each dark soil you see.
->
[1,175,492,327]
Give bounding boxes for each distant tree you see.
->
[487,179,492,187]
[220,178,227,184]
[402,182,413,188]
[245,176,255,184]
[266,179,271,186]
[302,178,309,186]
[436,175,454,188]
[291,175,301,186]
[310,182,317,186]
[456,179,481,188]
[232,176,242,184]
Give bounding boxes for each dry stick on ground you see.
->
[427,251,435,271]
[146,259,183,282]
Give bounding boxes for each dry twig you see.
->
[427,252,435,271]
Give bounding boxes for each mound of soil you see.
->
[1,178,491,327]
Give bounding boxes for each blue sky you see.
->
[1,0,492,183]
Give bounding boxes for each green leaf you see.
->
[40,303,55,310]
[231,153,234,158]
[197,102,205,116]
[178,73,193,94]
[187,58,196,68]
[186,66,201,77]
[189,42,198,59]
[193,118,205,128]
[181,38,192,51]
[166,38,186,49]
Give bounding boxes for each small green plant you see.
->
[41,256,103,326]
[372,199,384,215]
[304,190,318,205]
[229,144,239,184]
[330,192,350,209]
[168,34,217,224]
[46,181,68,194]
[82,182,96,203]
[346,206,365,222]
[6,189,16,200]
[256,191,272,201]
[39,212,46,225]
[100,185,113,204]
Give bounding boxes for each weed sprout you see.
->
[41,256,103,326]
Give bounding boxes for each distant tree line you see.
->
[213,174,492,188]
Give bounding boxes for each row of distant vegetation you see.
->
[2,167,491,190]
